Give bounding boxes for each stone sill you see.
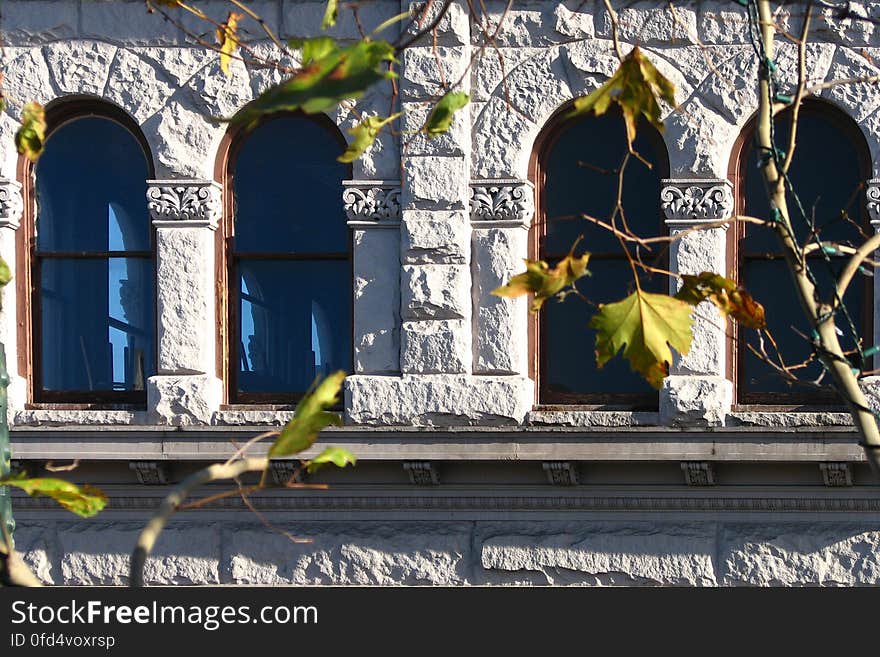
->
[8,425,866,463]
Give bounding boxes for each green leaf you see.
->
[0,256,12,287]
[0,473,107,518]
[424,91,469,138]
[306,446,356,474]
[338,113,400,163]
[15,102,46,163]
[268,371,346,458]
[321,0,339,29]
[570,46,676,147]
[675,271,766,329]
[493,252,590,312]
[216,12,243,77]
[590,289,693,388]
[236,38,397,124]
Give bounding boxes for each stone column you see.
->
[470,180,532,376]
[398,0,472,377]
[0,180,26,419]
[659,179,734,426]
[146,180,222,425]
[860,180,880,409]
[344,181,402,374]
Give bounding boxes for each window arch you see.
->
[221,113,352,404]
[731,99,873,405]
[531,106,670,407]
[18,100,156,404]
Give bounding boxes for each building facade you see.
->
[2,0,880,585]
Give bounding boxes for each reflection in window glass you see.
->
[231,115,351,399]
[34,115,154,397]
[539,110,668,405]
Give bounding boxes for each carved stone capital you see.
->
[681,462,716,486]
[0,179,23,229]
[147,180,222,228]
[867,179,880,226]
[661,179,733,226]
[469,180,534,225]
[268,461,305,486]
[343,181,401,222]
[129,461,170,485]
[819,462,853,487]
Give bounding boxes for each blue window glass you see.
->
[539,110,669,406]
[739,103,870,401]
[34,115,154,399]
[231,115,351,399]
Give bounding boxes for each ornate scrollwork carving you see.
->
[147,180,222,226]
[469,180,534,223]
[0,180,23,228]
[661,180,734,223]
[867,179,880,224]
[343,182,401,221]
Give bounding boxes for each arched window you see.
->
[223,114,352,403]
[732,99,872,404]
[21,102,155,404]
[532,107,669,407]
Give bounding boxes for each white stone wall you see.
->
[3,1,880,427]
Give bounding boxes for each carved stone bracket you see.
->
[542,461,579,486]
[470,180,534,225]
[403,461,439,486]
[147,180,222,228]
[661,179,734,226]
[681,462,716,486]
[0,179,23,229]
[268,461,305,486]
[129,461,170,485]
[867,179,880,226]
[343,181,401,222]
[819,462,853,487]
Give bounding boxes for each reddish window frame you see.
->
[728,99,873,408]
[215,111,353,407]
[16,99,156,408]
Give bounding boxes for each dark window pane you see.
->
[236,259,351,394]
[741,258,865,396]
[234,116,349,254]
[744,109,868,253]
[542,259,663,401]
[36,117,150,252]
[40,258,155,392]
[543,111,667,255]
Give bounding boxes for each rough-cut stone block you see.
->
[148,374,223,426]
[401,211,469,264]
[660,375,732,427]
[720,524,880,585]
[43,41,117,96]
[502,47,572,123]
[345,374,533,425]
[13,410,142,427]
[471,96,537,180]
[694,47,758,125]
[14,525,58,585]
[405,1,470,47]
[400,46,470,100]
[472,228,528,374]
[475,2,593,48]
[2,48,55,115]
[400,319,470,374]
[185,57,254,118]
[401,100,469,157]
[105,48,176,124]
[226,522,472,585]
[353,228,400,374]
[695,3,751,45]
[57,522,220,585]
[181,1,281,38]
[664,96,738,178]
[138,46,213,87]
[824,47,880,122]
[402,156,469,210]
[596,2,697,45]
[81,0,181,44]
[402,264,470,320]
[479,523,717,586]
[155,225,216,373]
[472,48,541,103]
[141,95,226,178]
[1,1,78,44]
[282,1,400,41]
